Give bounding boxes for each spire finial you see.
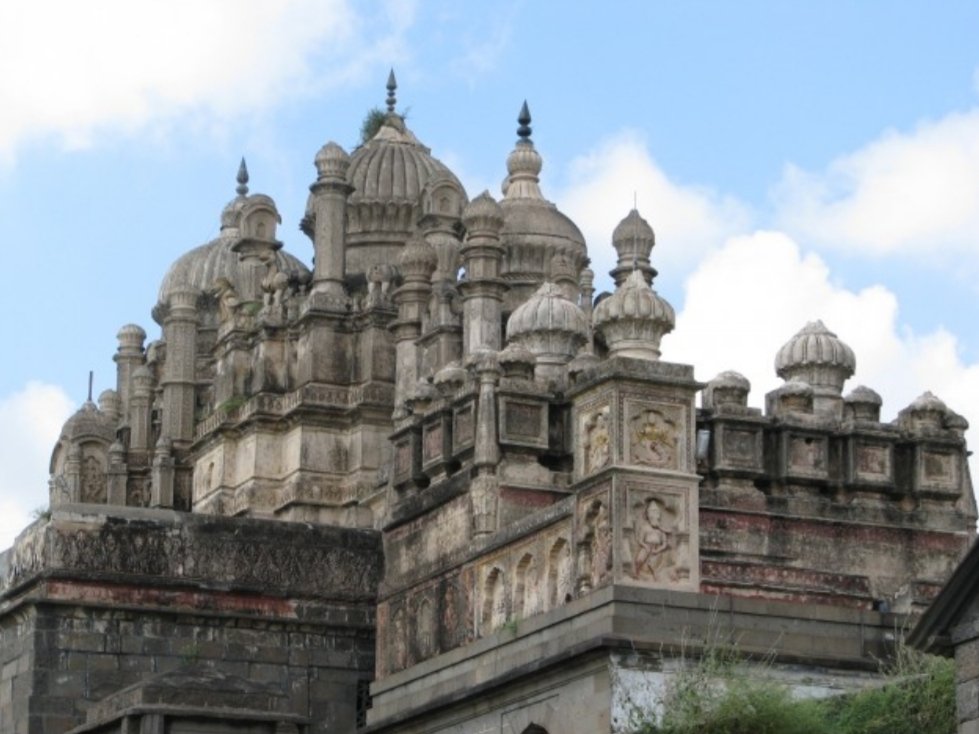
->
[386,69,397,114]
[517,100,532,141]
[236,157,249,197]
[87,370,93,402]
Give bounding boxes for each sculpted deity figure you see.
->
[583,408,611,474]
[630,408,676,468]
[212,277,240,325]
[632,497,677,582]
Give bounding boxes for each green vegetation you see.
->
[360,107,388,144]
[631,643,955,734]
[217,395,248,414]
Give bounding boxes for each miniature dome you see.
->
[898,391,951,433]
[117,323,146,346]
[399,234,438,281]
[611,209,656,286]
[61,401,115,443]
[767,378,814,416]
[593,267,675,360]
[844,385,882,406]
[158,160,309,320]
[844,385,882,422]
[499,103,587,310]
[462,191,505,234]
[774,321,855,394]
[703,371,751,411]
[314,141,351,181]
[506,282,589,362]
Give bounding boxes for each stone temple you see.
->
[1,74,974,733]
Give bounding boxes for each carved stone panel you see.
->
[718,426,763,470]
[625,402,683,471]
[855,441,891,482]
[575,486,612,594]
[422,421,443,467]
[580,405,612,477]
[499,397,548,449]
[618,480,698,591]
[393,438,412,484]
[919,449,958,491]
[787,434,828,475]
[453,404,474,452]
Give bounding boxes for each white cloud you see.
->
[774,107,979,259]
[0,0,416,160]
[557,130,751,287]
[0,382,74,549]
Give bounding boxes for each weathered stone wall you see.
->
[0,506,382,734]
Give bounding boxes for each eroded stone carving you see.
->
[628,405,680,469]
[582,406,611,475]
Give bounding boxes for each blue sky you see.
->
[1,0,978,544]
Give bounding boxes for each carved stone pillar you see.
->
[309,141,353,305]
[160,286,199,449]
[114,323,146,418]
[459,193,506,357]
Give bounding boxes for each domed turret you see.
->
[703,371,751,411]
[774,321,855,417]
[342,72,467,278]
[611,209,657,286]
[844,385,882,423]
[593,267,675,361]
[506,281,589,384]
[157,161,309,323]
[499,102,587,312]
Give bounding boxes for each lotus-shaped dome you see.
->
[399,233,438,281]
[506,282,589,362]
[611,209,656,286]
[774,321,855,394]
[593,268,675,360]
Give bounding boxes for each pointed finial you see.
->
[386,69,397,113]
[87,370,93,402]
[236,157,249,197]
[517,100,532,141]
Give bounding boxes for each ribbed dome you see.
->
[775,321,857,386]
[507,283,589,341]
[157,235,309,319]
[593,267,675,361]
[61,401,115,443]
[347,116,464,220]
[611,209,656,286]
[399,233,438,280]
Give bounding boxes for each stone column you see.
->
[114,324,146,418]
[470,351,500,536]
[309,142,353,304]
[106,440,127,505]
[391,235,437,417]
[151,436,174,508]
[459,192,506,357]
[160,286,199,448]
[129,367,154,453]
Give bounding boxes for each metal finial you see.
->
[517,100,532,141]
[236,158,249,197]
[87,371,93,402]
[386,69,397,113]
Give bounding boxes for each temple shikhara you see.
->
[1,75,974,734]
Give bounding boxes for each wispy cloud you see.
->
[0,0,418,161]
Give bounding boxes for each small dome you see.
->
[399,234,438,280]
[845,385,882,406]
[61,401,115,443]
[314,141,351,180]
[463,191,505,234]
[507,283,589,340]
[611,209,656,286]
[774,321,855,401]
[703,371,751,411]
[593,267,675,360]
[907,391,947,414]
[710,371,751,392]
[117,323,146,345]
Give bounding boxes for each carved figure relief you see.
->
[416,596,435,659]
[576,498,612,593]
[440,581,461,650]
[80,453,106,503]
[629,407,678,469]
[211,277,240,325]
[582,407,611,475]
[515,553,541,618]
[629,496,679,583]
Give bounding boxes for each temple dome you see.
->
[506,282,589,361]
[60,400,115,443]
[610,209,657,286]
[499,103,587,310]
[593,267,675,360]
[774,320,855,394]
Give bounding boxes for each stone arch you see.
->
[482,566,507,633]
[546,537,573,609]
[416,595,435,659]
[514,552,535,618]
